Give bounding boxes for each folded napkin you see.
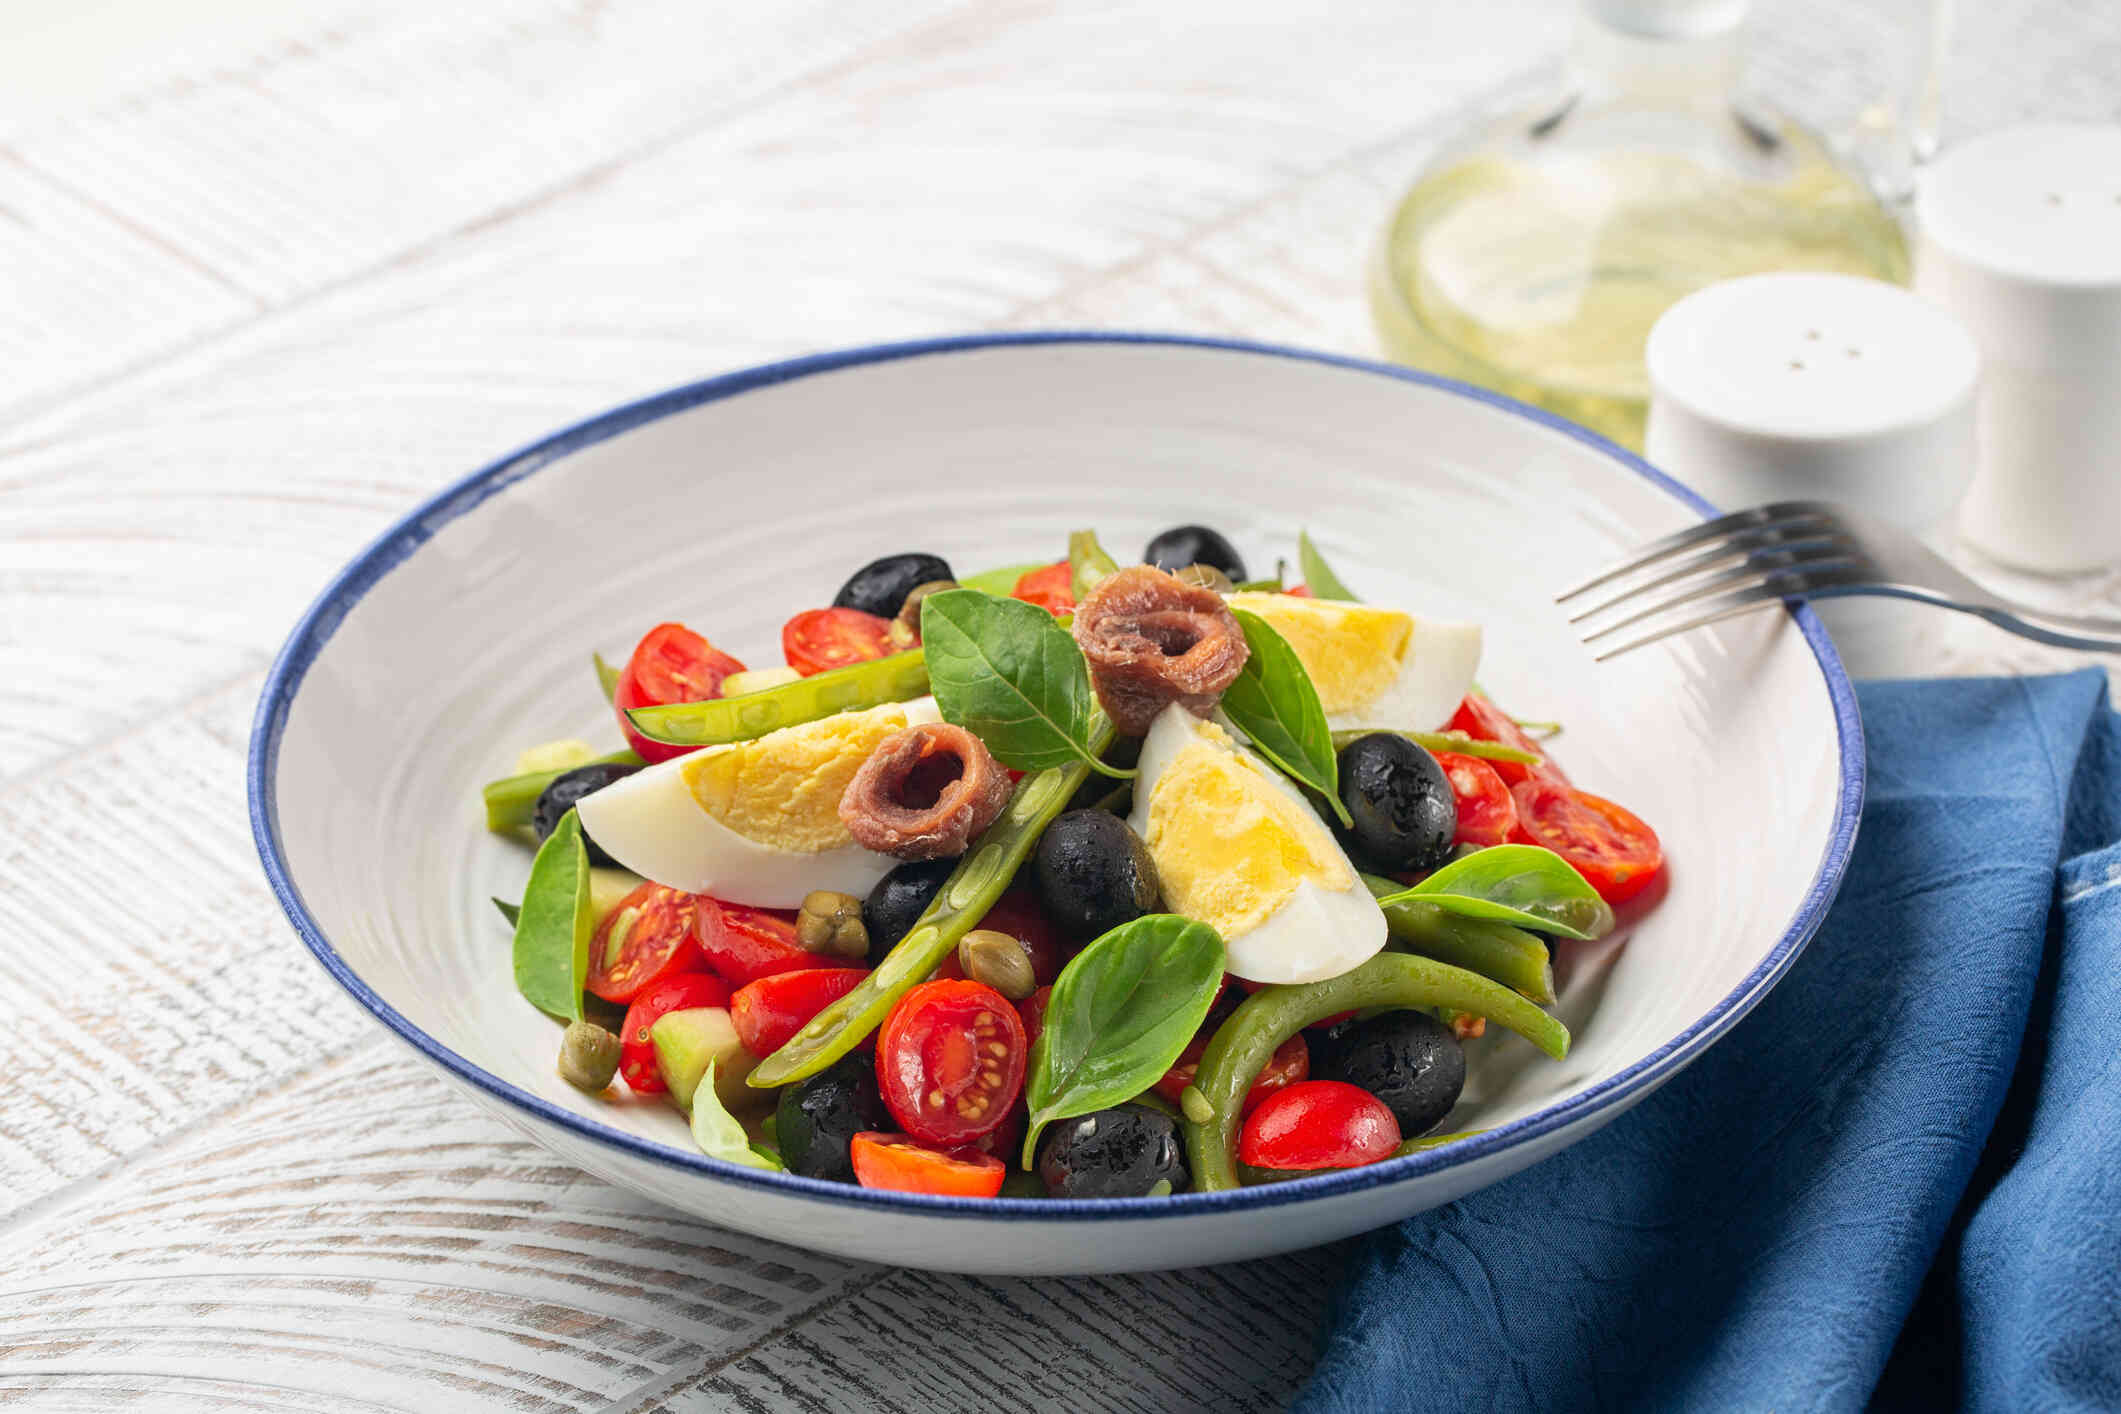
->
[1296,669,2121,1414]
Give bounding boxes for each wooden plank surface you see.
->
[3,0,2117,1409]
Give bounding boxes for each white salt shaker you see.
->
[1916,124,2121,574]
[1644,272,1981,676]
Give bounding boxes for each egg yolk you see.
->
[682,703,913,852]
[1144,724,1354,940]
[1224,593,1412,716]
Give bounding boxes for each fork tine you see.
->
[1555,501,1838,603]
[1578,550,1865,643]
[1589,569,1872,661]
[1565,527,1853,625]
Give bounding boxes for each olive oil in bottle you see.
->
[1370,1,1910,450]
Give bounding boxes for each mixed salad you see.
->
[481,525,1663,1199]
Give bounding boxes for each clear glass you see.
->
[1370,12,1912,450]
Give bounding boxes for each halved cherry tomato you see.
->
[1015,985,1052,1046]
[1285,583,1314,598]
[969,1101,1026,1162]
[730,968,869,1057]
[877,979,1028,1146]
[1011,562,1074,614]
[782,607,894,676]
[1510,778,1664,904]
[614,623,747,764]
[693,898,813,986]
[932,889,1064,986]
[1157,1031,1308,1117]
[1435,751,1519,849]
[1446,694,1565,786]
[616,972,731,1093]
[1239,1080,1400,1170]
[587,883,706,1003]
[849,1132,1006,1197]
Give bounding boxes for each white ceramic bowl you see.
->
[250,334,1861,1275]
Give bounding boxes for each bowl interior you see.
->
[258,337,1851,1224]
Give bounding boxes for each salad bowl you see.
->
[249,333,1860,1274]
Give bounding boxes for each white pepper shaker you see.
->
[1644,271,1980,676]
[1916,124,2121,574]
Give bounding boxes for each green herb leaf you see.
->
[957,561,1052,596]
[511,811,593,1021]
[594,652,622,701]
[1021,915,1225,1167]
[493,898,521,927]
[690,1060,782,1171]
[628,650,930,746]
[1067,529,1120,602]
[1298,530,1358,602]
[1220,609,1351,827]
[1375,844,1614,940]
[1332,728,1542,767]
[920,589,1128,779]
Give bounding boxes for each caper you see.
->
[958,928,1036,1000]
[797,890,870,959]
[557,1021,621,1092]
[888,578,959,649]
[1171,563,1235,594]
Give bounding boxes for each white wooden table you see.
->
[3,3,2115,1409]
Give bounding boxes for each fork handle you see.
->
[1827,585,2121,654]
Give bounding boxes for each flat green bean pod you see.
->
[627,650,930,747]
[1182,952,1568,1192]
[482,749,641,833]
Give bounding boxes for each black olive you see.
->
[776,1050,889,1182]
[1143,525,1247,582]
[533,762,640,867]
[1308,1010,1465,1137]
[1033,810,1160,941]
[1035,1103,1188,1198]
[832,553,955,619]
[1332,734,1457,873]
[862,858,957,967]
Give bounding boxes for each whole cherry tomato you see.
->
[1510,778,1663,904]
[730,968,869,1057]
[1238,1080,1400,1170]
[849,1132,1006,1197]
[782,607,894,676]
[613,622,746,764]
[1435,751,1519,849]
[693,898,813,986]
[876,979,1028,1147]
[587,882,706,1004]
[1011,562,1074,614]
[616,972,731,1094]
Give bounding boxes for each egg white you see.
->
[575,697,940,909]
[1322,614,1482,736]
[1129,704,1387,985]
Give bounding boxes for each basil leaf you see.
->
[1021,915,1225,1167]
[1332,728,1543,767]
[1067,529,1120,601]
[1375,844,1615,940]
[920,589,1128,779]
[594,652,621,701]
[1298,530,1358,601]
[1220,609,1352,828]
[690,1060,782,1171]
[957,561,1051,596]
[511,811,593,1021]
[493,898,521,927]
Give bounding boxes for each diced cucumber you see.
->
[513,738,599,775]
[650,1007,761,1114]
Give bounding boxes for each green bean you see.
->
[1394,1129,1486,1156]
[1067,529,1120,601]
[482,749,642,833]
[626,650,930,747]
[1362,875,1556,1006]
[748,720,1118,1088]
[1330,728,1542,767]
[1183,953,1568,1192]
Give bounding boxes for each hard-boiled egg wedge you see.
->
[1127,704,1386,985]
[576,697,941,909]
[1224,591,1481,734]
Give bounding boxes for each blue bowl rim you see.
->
[248,330,1865,1223]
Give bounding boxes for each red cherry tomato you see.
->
[614,623,747,764]
[969,1101,1026,1162]
[932,889,1064,986]
[1012,562,1075,614]
[1446,695,1565,786]
[1435,751,1519,849]
[782,607,894,676]
[1285,583,1314,598]
[849,1132,1006,1197]
[587,883,706,1003]
[1239,1080,1401,1170]
[730,968,869,1057]
[877,980,1028,1146]
[1510,778,1664,904]
[693,898,813,986]
[1015,985,1052,1046]
[616,972,731,1094]
[1157,1032,1308,1116]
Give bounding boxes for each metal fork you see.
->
[1559,501,2121,661]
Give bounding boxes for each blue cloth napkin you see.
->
[1295,669,2121,1414]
